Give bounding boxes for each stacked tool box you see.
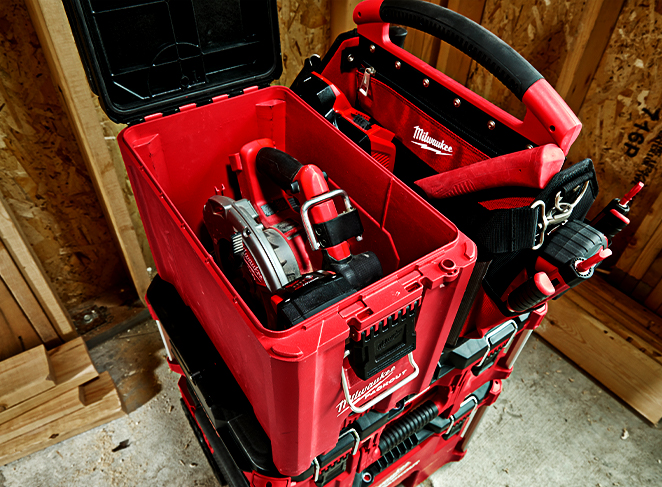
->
[63,0,625,486]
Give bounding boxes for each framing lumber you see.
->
[330,0,363,41]
[0,311,23,362]
[554,0,626,113]
[539,298,662,424]
[435,0,486,85]
[0,345,54,411]
[0,386,85,445]
[0,372,124,466]
[0,277,41,355]
[0,241,60,346]
[0,338,97,426]
[23,0,150,302]
[0,194,75,341]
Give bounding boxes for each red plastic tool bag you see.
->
[63,0,478,477]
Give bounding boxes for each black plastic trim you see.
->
[379,0,543,99]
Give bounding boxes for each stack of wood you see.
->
[539,277,662,424]
[0,338,124,466]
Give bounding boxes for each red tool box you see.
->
[64,0,629,484]
[64,0,478,477]
[146,275,507,487]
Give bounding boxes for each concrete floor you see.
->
[1,320,660,487]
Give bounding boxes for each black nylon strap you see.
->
[313,209,364,248]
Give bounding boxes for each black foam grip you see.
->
[378,401,439,455]
[507,277,549,313]
[380,0,543,99]
[256,147,303,191]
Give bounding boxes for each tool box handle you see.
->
[353,0,581,154]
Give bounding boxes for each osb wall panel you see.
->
[465,0,589,120]
[568,2,662,261]
[0,0,130,308]
[275,0,331,86]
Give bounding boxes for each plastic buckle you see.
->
[530,200,548,250]
[300,189,356,251]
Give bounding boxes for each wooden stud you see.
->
[0,241,60,347]
[555,0,626,113]
[0,194,75,341]
[435,0,487,85]
[539,299,662,424]
[23,0,150,302]
[0,345,55,411]
[330,0,363,42]
[0,338,97,426]
[0,311,23,362]
[0,372,124,466]
[0,276,42,363]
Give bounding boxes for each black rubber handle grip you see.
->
[255,147,304,191]
[379,0,543,99]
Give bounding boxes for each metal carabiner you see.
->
[530,200,548,250]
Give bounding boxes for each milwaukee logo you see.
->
[335,365,408,415]
[412,126,453,156]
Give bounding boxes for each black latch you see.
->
[312,208,364,249]
[349,301,419,380]
[316,455,349,486]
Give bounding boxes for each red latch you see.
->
[243,85,260,94]
[179,103,197,112]
[144,113,163,121]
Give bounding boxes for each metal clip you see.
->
[301,189,356,251]
[530,200,547,250]
[339,428,361,455]
[459,396,480,438]
[546,181,590,228]
[312,458,321,482]
[476,320,518,367]
[359,67,375,97]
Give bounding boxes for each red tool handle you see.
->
[256,148,351,261]
[352,0,581,155]
[414,144,565,199]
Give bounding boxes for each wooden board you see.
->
[539,299,662,424]
[0,194,75,341]
[0,372,124,466]
[23,0,150,302]
[0,0,133,308]
[0,385,84,445]
[554,0,626,113]
[276,0,332,87]
[330,0,363,41]
[435,0,486,85]
[0,241,60,346]
[466,0,593,120]
[568,2,662,271]
[0,276,42,357]
[0,345,54,410]
[0,337,97,426]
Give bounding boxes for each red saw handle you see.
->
[353,0,581,155]
[414,144,565,199]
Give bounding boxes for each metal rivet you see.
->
[422,78,430,87]
[395,60,401,69]
[526,144,534,149]
[347,54,355,63]
[453,98,461,107]
[369,44,376,53]
[487,120,496,130]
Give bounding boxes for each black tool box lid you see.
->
[63,0,282,124]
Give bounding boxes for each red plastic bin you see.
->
[117,85,476,476]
